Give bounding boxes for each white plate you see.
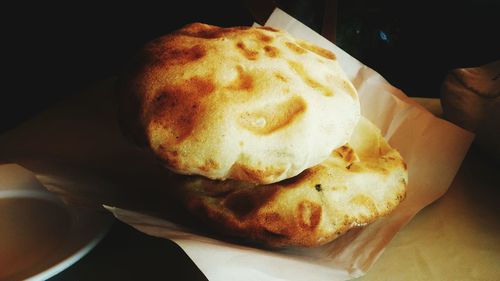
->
[0,166,113,281]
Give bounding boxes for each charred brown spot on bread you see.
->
[229,163,287,184]
[150,43,206,66]
[228,65,254,91]
[298,201,321,230]
[151,77,215,143]
[285,41,307,54]
[258,26,280,32]
[288,61,333,97]
[257,32,273,43]
[274,72,288,82]
[223,193,256,218]
[237,96,307,135]
[175,45,206,64]
[236,41,259,60]
[298,41,336,60]
[190,29,224,39]
[223,187,279,218]
[335,145,358,166]
[263,45,279,58]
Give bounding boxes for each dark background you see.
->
[2,0,499,131]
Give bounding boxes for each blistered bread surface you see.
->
[174,117,407,247]
[118,23,360,184]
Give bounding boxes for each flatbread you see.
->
[173,117,407,247]
[118,23,360,184]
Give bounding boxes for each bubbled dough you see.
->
[118,23,360,184]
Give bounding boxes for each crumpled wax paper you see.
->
[0,8,473,281]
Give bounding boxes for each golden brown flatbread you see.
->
[173,117,407,247]
[118,23,360,184]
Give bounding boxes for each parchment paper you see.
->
[0,8,474,281]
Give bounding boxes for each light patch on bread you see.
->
[237,96,307,135]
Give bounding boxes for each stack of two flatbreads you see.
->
[117,23,407,247]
